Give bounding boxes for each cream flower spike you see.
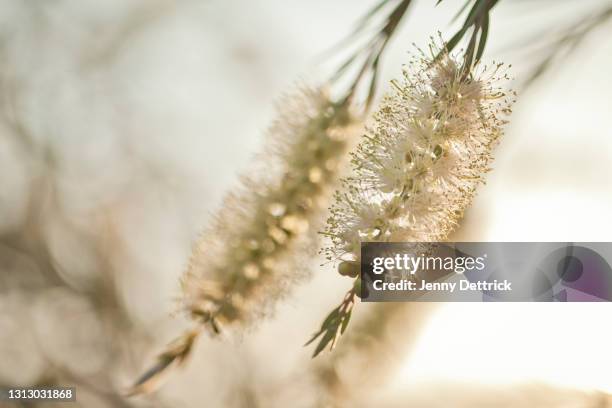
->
[128,85,359,395]
[310,42,515,357]
[182,86,357,331]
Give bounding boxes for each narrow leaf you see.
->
[304,328,325,347]
[475,12,490,62]
[312,329,336,358]
[451,0,474,23]
[340,309,353,334]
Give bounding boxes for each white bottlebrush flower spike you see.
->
[324,46,513,263]
[129,86,357,395]
[182,86,356,330]
[310,43,515,357]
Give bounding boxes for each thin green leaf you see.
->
[340,309,353,334]
[462,26,478,71]
[127,356,175,396]
[445,29,466,53]
[209,317,220,334]
[322,0,394,61]
[366,55,381,110]
[488,0,501,12]
[461,0,485,29]
[451,0,474,23]
[475,12,490,62]
[322,306,341,327]
[330,52,363,82]
[312,329,336,358]
[434,28,465,61]
[304,328,325,347]
[355,0,393,28]
[304,306,340,346]
[383,0,412,35]
[437,0,497,63]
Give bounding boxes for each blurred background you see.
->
[1,0,612,407]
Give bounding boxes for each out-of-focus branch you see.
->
[521,5,612,87]
[314,303,434,407]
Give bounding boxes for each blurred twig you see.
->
[521,5,612,87]
[314,303,432,407]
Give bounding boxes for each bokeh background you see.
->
[1,0,612,406]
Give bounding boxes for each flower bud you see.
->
[338,261,359,278]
